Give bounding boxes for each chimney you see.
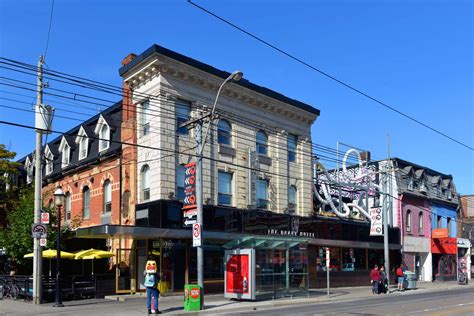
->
[360,151,371,163]
[121,53,137,66]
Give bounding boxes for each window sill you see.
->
[258,154,272,166]
[218,144,236,157]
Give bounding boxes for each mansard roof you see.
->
[17,101,122,181]
[119,44,321,117]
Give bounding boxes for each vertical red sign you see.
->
[182,162,197,210]
[225,254,249,294]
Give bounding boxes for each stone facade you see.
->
[121,47,319,216]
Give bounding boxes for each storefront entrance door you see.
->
[116,248,135,293]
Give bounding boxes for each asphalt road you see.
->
[227,287,474,316]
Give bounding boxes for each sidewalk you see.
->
[0,281,472,316]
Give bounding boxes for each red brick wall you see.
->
[42,157,121,228]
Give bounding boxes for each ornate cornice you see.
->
[125,59,316,125]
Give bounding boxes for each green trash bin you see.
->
[184,284,203,311]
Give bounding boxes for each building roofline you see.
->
[118,44,321,116]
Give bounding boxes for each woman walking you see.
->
[370,264,381,294]
[379,265,388,294]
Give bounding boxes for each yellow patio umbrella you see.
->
[74,249,114,276]
[24,249,75,277]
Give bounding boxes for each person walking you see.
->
[379,265,388,294]
[144,259,161,314]
[370,264,381,294]
[396,264,405,292]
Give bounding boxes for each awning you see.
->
[223,235,308,250]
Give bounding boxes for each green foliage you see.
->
[0,187,34,270]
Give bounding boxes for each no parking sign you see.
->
[192,223,201,247]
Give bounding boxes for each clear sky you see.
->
[0,0,472,193]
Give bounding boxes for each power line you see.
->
[187,0,473,151]
[44,0,55,59]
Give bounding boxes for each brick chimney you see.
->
[121,53,137,66]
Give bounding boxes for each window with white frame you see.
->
[76,126,89,160]
[256,130,268,155]
[141,165,150,201]
[406,209,411,232]
[83,186,90,219]
[62,144,70,168]
[99,124,110,151]
[65,192,71,221]
[177,165,186,201]
[103,180,112,213]
[79,136,88,160]
[447,217,451,236]
[407,175,414,190]
[141,100,150,136]
[218,171,232,206]
[288,185,297,212]
[217,120,232,146]
[418,211,423,234]
[25,158,33,184]
[45,148,54,175]
[176,99,191,135]
[288,134,297,162]
[257,179,269,209]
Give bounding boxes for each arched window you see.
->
[447,218,451,236]
[406,210,411,232]
[141,165,150,201]
[100,124,110,151]
[65,192,71,221]
[177,165,186,200]
[103,180,112,213]
[256,130,268,155]
[418,211,423,234]
[83,186,90,219]
[288,185,297,212]
[217,120,232,145]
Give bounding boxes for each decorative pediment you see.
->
[44,144,55,158]
[75,126,90,144]
[58,136,71,153]
[93,115,110,135]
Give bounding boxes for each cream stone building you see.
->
[120,45,320,217]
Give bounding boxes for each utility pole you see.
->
[383,133,391,291]
[33,55,44,304]
[195,121,204,290]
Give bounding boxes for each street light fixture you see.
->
[53,187,65,308]
[195,70,243,299]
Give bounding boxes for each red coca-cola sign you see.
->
[190,288,200,299]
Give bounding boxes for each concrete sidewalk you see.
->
[0,281,472,315]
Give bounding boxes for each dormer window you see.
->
[419,178,427,193]
[75,126,89,160]
[447,189,453,200]
[58,136,71,169]
[25,156,33,184]
[94,115,110,152]
[407,176,414,190]
[45,145,54,175]
[100,125,109,151]
[62,145,70,168]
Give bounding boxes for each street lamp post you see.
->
[195,70,243,295]
[53,187,65,308]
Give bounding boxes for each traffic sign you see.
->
[192,223,201,247]
[39,238,47,247]
[41,212,50,224]
[184,219,197,226]
[31,223,47,238]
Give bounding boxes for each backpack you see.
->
[144,273,157,288]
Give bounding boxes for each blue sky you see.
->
[0,0,472,193]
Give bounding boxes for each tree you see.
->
[0,144,21,229]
